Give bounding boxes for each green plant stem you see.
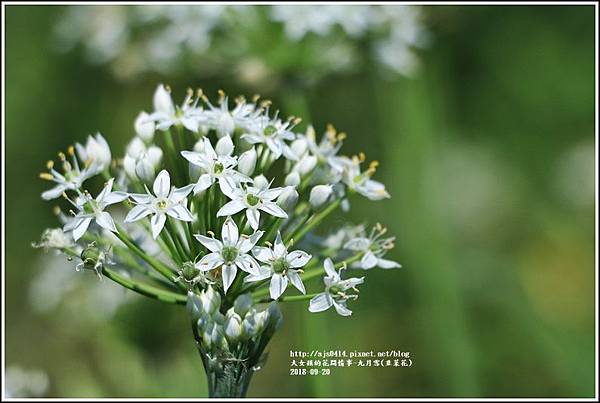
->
[255,293,319,304]
[285,199,342,244]
[102,266,186,305]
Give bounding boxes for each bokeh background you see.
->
[5,4,596,398]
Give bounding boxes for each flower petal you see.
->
[217,199,245,217]
[238,230,264,253]
[324,258,337,278]
[259,201,288,219]
[269,273,288,300]
[95,211,117,232]
[103,191,129,206]
[235,254,261,275]
[252,246,274,263]
[246,208,260,231]
[377,258,402,269]
[167,204,194,222]
[221,218,239,245]
[71,217,92,241]
[125,205,153,222]
[181,150,208,168]
[309,293,333,313]
[194,174,214,194]
[244,266,272,283]
[344,237,371,251]
[222,264,238,294]
[286,250,311,268]
[194,235,222,253]
[361,250,378,270]
[129,193,153,204]
[333,300,353,316]
[151,213,167,239]
[196,252,224,271]
[273,232,287,257]
[170,184,194,204]
[153,170,171,198]
[286,270,306,294]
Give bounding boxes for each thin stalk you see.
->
[285,199,342,244]
[102,266,186,305]
[255,293,319,304]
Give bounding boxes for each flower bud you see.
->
[284,172,301,188]
[193,138,205,153]
[309,185,333,208]
[134,111,155,142]
[216,135,234,156]
[237,148,257,176]
[187,291,203,319]
[296,155,318,176]
[200,286,221,315]
[153,84,174,115]
[253,174,268,190]
[123,154,136,179]
[233,294,253,318]
[216,112,235,138]
[290,137,308,158]
[135,156,155,184]
[126,137,146,159]
[146,146,163,166]
[277,186,299,211]
[224,311,243,343]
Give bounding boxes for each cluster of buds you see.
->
[34,85,401,386]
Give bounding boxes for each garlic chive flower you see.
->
[335,154,390,200]
[218,178,288,231]
[74,132,112,174]
[148,84,204,132]
[181,136,251,195]
[125,169,194,239]
[63,178,128,241]
[309,258,364,316]
[39,147,97,200]
[344,223,401,270]
[242,113,299,160]
[194,217,263,293]
[247,232,311,300]
[203,93,260,138]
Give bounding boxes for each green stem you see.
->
[255,293,319,304]
[284,199,342,244]
[102,267,186,304]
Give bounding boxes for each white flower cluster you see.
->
[36,85,400,335]
[54,5,427,81]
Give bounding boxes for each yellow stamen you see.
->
[67,146,75,156]
[46,160,54,169]
[52,206,61,216]
[58,152,66,161]
[39,173,54,181]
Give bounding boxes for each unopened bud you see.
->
[233,294,253,317]
[309,185,333,208]
[216,135,234,156]
[237,148,257,176]
[200,286,221,315]
[277,187,299,211]
[284,172,301,188]
[134,111,155,142]
[253,174,268,190]
[296,155,317,176]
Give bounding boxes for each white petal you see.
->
[196,252,224,271]
[361,250,378,270]
[153,84,175,115]
[261,187,284,201]
[194,235,223,253]
[181,150,207,168]
[125,205,153,222]
[252,246,274,263]
[377,258,402,269]
[333,300,353,316]
[130,193,153,204]
[324,258,337,278]
[41,185,66,200]
[259,201,288,219]
[181,117,199,133]
[238,231,264,253]
[269,273,288,300]
[286,270,306,294]
[103,191,129,206]
[244,266,272,283]
[194,174,214,194]
[167,204,194,221]
[170,184,194,204]
[95,211,117,232]
[309,293,333,313]
[246,208,260,231]
[151,213,167,239]
[72,217,92,241]
[344,237,371,251]
[216,135,234,156]
[235,254,261,275]
[286,250,311,268]
[153,170,171,198]
[95,178,114,203]
[222,264,238,294]
[221,218,239,245]
[273,232,287,257]
[217,199,245,217]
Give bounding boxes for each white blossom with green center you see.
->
[309,258,364,316]
[344,223,401,270]
[194,217,263,293]
[246,232,311,300]
[125,169,194,239]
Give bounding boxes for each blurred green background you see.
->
[5,5,596,398]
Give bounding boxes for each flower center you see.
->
[82,200,96,214]
[80,245,101,268]
[329,285,343,296]
[214,162,224,174]
[272,257,289,274]
[221,246,239,264]
[157,199,168,210]
[263,125,277,136]
[246,193,260,207]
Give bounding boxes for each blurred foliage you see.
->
[5,5,595,398]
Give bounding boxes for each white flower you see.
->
[148,84,204,132]
[75,132,112,174]
[217,179,288,230]
[194,218,263,293]
[237,147,257,176]
[123,137,163,184]
[309,258,364,316]
[40,149,97,200]
[124,170,194,239]
[134,111,156,142]
[305,124,345,172]
[309,184,333,208]
[181,136,251,195]
[246,232,311,300]
[241,114,298,160]
[203,95,259,138]
[63,178,128,241]
[344,224,401,270]
[32,228,74,251]
[335,155,390,200]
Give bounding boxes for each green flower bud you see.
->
[233,294,253,318]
